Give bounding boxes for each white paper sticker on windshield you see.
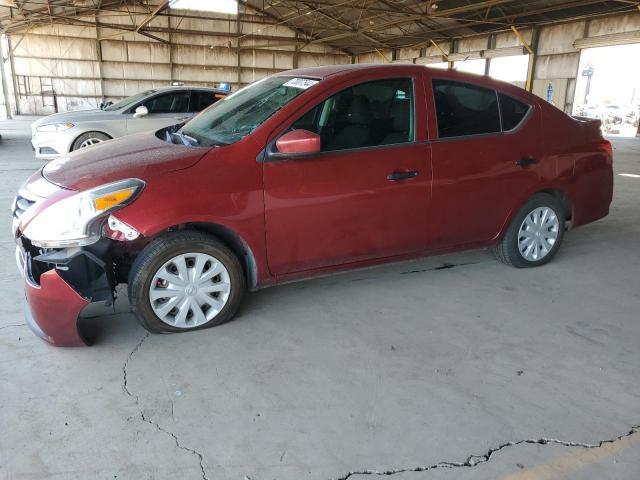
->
[283,77,318,89]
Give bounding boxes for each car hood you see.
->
[32,109,124,127]
[42,130,211,191]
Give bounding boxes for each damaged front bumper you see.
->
[16,236,115,346]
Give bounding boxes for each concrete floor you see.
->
[1,118,639,480]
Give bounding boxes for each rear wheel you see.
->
[71,131,110,151]
[494,193,565,268]
[128,231,245,333]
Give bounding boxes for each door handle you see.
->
[516,157,539,167]
[387,170,419,181]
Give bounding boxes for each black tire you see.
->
[494,193,566,268]
[128,231,245,333]
[71,131,111,151]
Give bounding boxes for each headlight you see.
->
[35,122,75,132]
[23,179,144,248]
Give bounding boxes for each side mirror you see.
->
[275,129,321,156]
[133,105,149,118]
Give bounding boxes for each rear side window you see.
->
[499,93,530,130]
[432,79,500,138]
[191,91,222,112]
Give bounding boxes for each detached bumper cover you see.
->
[17,238,114,347]
[23,270,90,346]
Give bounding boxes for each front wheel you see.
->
[128,231,245,333]
[71,131,110,151]
[494,193,566,268]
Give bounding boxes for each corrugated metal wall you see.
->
[4,7,639,115]
[6,3,350,115]
[355,13,640,113]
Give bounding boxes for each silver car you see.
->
[31,86,228,160]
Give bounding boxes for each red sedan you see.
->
[12,64,613,346]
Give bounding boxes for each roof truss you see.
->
[0,0,638,55]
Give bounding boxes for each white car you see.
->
[31,86,228,160]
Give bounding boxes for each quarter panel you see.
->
[538,102,613,227]
[570,151,613,226]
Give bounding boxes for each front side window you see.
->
[290,78,414,152]
[181,76,317,146]
[145,91,190,114]
[433,79,500,138]
[499,93,530,130]
[104,90,156,111]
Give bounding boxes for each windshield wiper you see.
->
[167,130,198,146]
[180,132,199,145]
[181,129,229,147]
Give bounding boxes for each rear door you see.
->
[427,78,544,249]
[263,76,432,275]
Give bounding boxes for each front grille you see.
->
[12,194,36,220]
[11,189,40,238]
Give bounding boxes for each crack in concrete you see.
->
[122,332,209,480]
[332,425,640,479]
[0,323,26,331]
[400,262,477,275]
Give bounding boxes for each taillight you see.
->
[598,139,613,164]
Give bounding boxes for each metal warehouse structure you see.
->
[0,0,639,116]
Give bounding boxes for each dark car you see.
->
[12,64,613,346]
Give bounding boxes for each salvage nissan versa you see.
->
[12,64,613,347]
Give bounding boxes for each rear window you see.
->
[433,79,500,138]
[499,93,530,130]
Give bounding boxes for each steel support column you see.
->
[95,16,106,105]
[448,40,457,70]
[0,35,12,119]
[7,35,20,115]
[485,34,495,76]
[512,26,537,92]
[236,13,241,89]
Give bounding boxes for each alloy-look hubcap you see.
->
[80,137,103,148]
[517,206,560,261]
[149,253,231,328]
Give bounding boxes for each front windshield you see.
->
[180,76,318,146]
[104,90,156,111]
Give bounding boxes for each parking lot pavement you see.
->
[1,122,639,480]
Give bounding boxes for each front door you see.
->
[263,77,432,276]
[427,78,544,249]
[126,90,192,134]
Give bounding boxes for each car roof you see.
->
[274,63,499,86]
[275,63,421,80]
[151,85,229,94]
[275,63,538,102]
